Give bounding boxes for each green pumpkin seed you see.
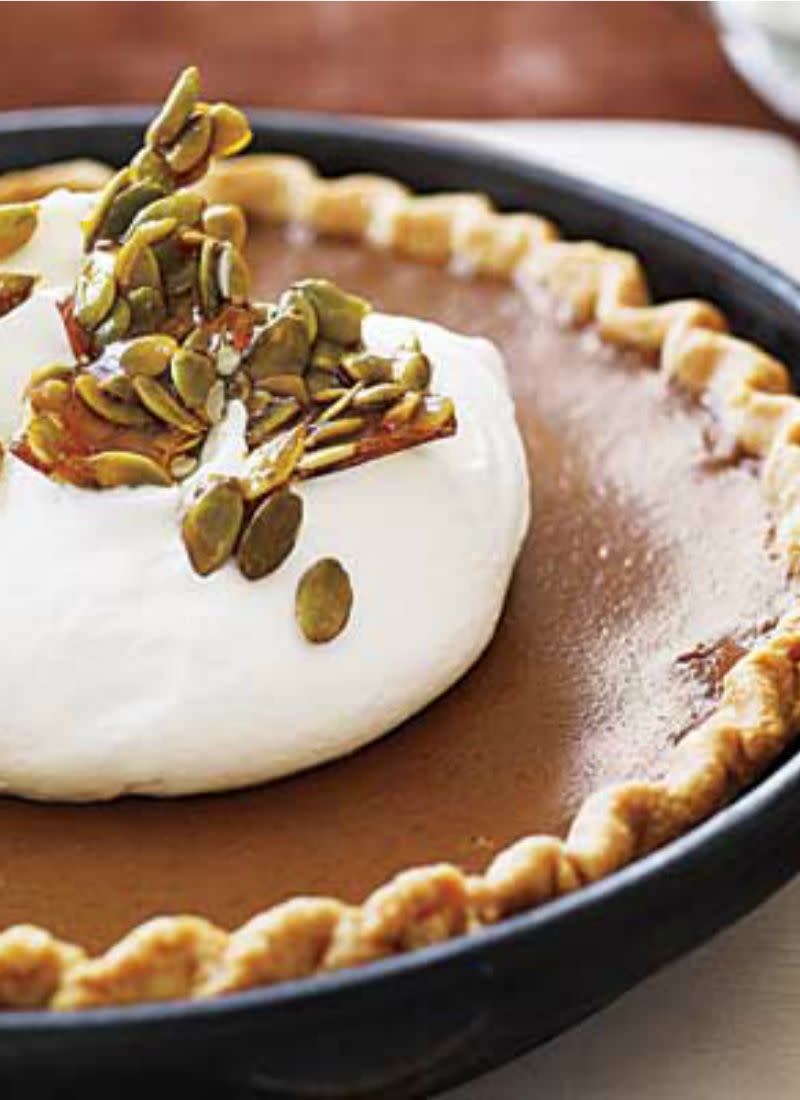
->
[216,241,249,304]
[0,272,35,316]
[181,478,244,576]
[75,373,153,427]
[340,351,394,385]
[132,374,204,433]
[170,453,199,479]
[153,237,197,298]
[26,413,64,465]
[208,103,252,157]
[307,416,365,449]
[298,442,358,475]
[82,169,132,247]
[414,395,456,433]
[30,377,70,413]
[261,373,309,404]
[171,346,215,408]
[166,110,213,176]
[28,362,73,388]
[278,288,319,344]
[131,147,174,190]
[247,400,302,448]
[237,489,303,581]
[316,384,361,424]
[202,203,247,250]
[396,349,432,392]
[310,338,345,374]
[295,558,353,644]
[199,236,220,316]
[87,451,171,488]
[292,279,369,345]
[74,250,117,331]
[352,383,405,409]
[126,285,167,334]
[128,192,206,236]
[99,373,137,402]
[100,182,166,241]
[93,297,132,349]
[0,202,38,259]
[120,334,178,377]
[146,66,201,149]
[116,219,176,288]
[245,312,310,380]
[382,390,422,428]
[244,424,306,500]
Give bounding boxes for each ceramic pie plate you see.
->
[3,109,800,1099]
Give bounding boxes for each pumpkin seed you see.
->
[295,558,353,644]
[306,368,337,398]
[28,363,73,389]
[292,279,369,345]
[261,373,309,404]
[278,288,318,344]
[153,237,197,298]
[310,385,349,405]
[382,390,422,428]
[87,451,171,488]
[171,346,215,408]
[0,202,38,259]
[396,349,431,392]
[100,182,165,241]
[316,384,361,424]
[82,169,131,247]
[75,373,153,427]
[116,219,176,288]
[99,373,137,402]
[146,66,201,149]
[298,442,358,475]
[340,351,394,385]
[204,379,226,424]
[26,413,63,465]
[247,400,302,448]
[118,243,161,295]
[92,296,132,348]
[415,395,456,433]
[216,241,249,304]
[74,250,117,331]
[245,312,310,380]
[126,285,167,334]
[132,374,204,433]
[307,416,365,448]
[131,147,173,190]
[352,383,405,408]
[237,489,303,581]
[170,453,199,479]
[182,478,244,576]
[120,334,178,377]
[166,110,213,176]
[184,325,211,354]
[208,103,252,157]
[128,192,205,236]
[244,424,306,500]
[310,338,345,374]
[0,272,35,316]
[198,236,220,316]
[29,377,70,414]
[202,203,247,251]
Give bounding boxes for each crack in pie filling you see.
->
[2,69,800,1010]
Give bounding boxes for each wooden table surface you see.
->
[0,1,786,129]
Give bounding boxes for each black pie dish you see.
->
[1,109,800,1100]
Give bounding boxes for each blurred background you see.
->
[0,1,794,131]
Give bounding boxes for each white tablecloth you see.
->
[435,120,800,1100]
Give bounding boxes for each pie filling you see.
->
[0,71,794,969]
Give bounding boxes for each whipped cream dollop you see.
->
[0,191,530,800]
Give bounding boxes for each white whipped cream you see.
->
[0,194,530,801]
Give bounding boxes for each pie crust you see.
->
[2,154,800,1011]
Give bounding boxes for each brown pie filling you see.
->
[0,227,792,953]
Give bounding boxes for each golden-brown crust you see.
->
[2,152,800,1011]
